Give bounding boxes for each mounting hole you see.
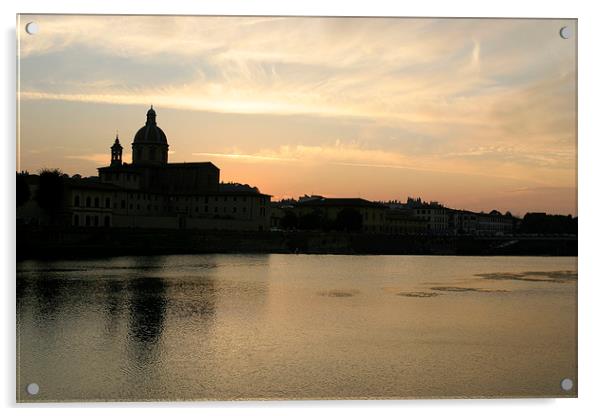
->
[26,383,40,395]
[559,26,571,40]
[25,22,39,35]
[560,378,574,391]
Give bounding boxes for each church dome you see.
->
[133,106,168,145]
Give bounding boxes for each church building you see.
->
[65,107,271,230]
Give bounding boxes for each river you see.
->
[16,254,577,401]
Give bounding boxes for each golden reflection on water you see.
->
[17,254,577,401]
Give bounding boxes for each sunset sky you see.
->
[17,15,577,215]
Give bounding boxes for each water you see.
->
[16,254,577,401]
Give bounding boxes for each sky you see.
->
[17,15,577,215]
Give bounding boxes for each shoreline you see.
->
[17,226,578,260]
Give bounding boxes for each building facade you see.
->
[402,197,449,233]
[474,210,514,236]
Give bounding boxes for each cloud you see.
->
[192,152,295,163]
[18,16,575,127]
[65,152,132,165]
[192,140,560,184]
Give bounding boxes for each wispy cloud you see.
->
[192,140,561,185]
[192,152,296,162]
[66,152,132,165]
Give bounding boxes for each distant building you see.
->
[449,210,478,235]
[19,107,271,231]
[274,195,519,236]
[273,197,426,234]
[403,197,449,234]
[296,197,389,233]
[474,210,514,236]
[389,197,517,236]
[384,209,428,234]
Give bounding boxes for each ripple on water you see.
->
[430,286,508,293]
[317,290,358,298]
[396,291,440,298]
[475,270,577,283]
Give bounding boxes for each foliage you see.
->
[519,213,577,234]
[35,169,65,223]
[16,172,30,207]
[280,210,298,230]
[297,210,324,230]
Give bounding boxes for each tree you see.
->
[520,212,577,234]
[36,169,65,224]
[280,210,298,229]
[334,208,363,232]
[298,210,324,230]
[16,172,30,207]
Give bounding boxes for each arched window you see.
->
[94,197,99,208]
[74,195,80,207]
[104,216,110,227]
[105,197,111,208]
[86,197,91,207]
[73,214,79,226]
[85,215,91,226]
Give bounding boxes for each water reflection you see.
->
[31,276,68,337]
[103,279,126,338]
[128,277,167,347]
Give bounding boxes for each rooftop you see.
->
[298,197,386,208]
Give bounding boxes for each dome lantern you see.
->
[146,105,156,125]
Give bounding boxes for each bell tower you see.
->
[110,134,123,166]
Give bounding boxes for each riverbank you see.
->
[16,226,577,260]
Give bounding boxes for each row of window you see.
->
[133,193,161,201]
[73,192,267,217]
[426,224,447,230]
[74,195,111,209]
[171,195,253,203]
[415,209,445,215]
[363,225,385,232]
[75,193,263,207]
[101,193,258,203]
[383,226,426,234]
[362,211,385,222]
[185,205,247,214]
[480,217,512,223]
[73,214,110,227]
[104,172,138,182]
[416,215,447,223]
[479,223,513,230]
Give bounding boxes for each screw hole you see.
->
[25,22,39,35]
[559,26,571,39]
[560,378,574,391]
[26,383,39,395]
